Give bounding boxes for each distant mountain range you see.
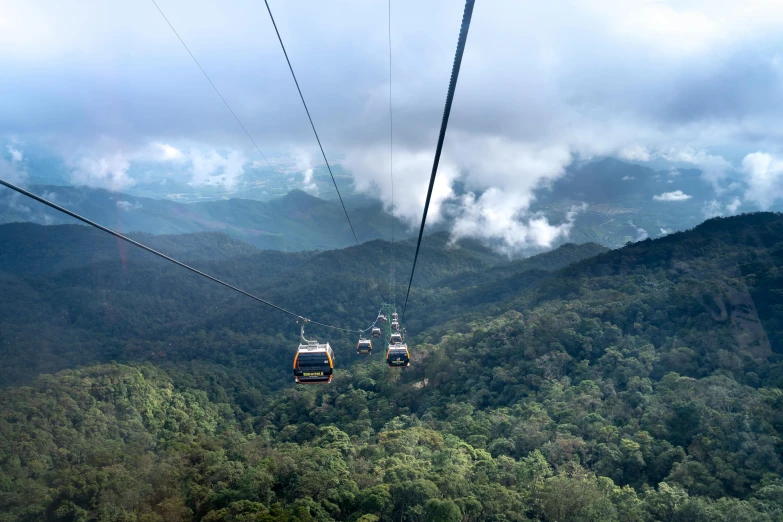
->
[0,186,411,251]
[1,156,769,251]
[529,157,755,247]
[540,157,710,204]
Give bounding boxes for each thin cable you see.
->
[0,179,373,334]
[388,0,396,309]
[402,0,475,321]
[317,306,383,336]
[263,0,385,319]
[150,0,289,192]
[263,0,359,246]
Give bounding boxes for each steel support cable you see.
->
[350,306,384,335]
[401,0,475,322]
[263,0,359,246]
[263,0,388,325]
[388,0,396,309]
[150,0,289,192]
[0,179,372,334]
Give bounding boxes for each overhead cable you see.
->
[263,0,389,322]
[262,0,359,246]
[388,0,396,308]
[150,0,289,192]
[402,0,475,321]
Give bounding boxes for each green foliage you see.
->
[2,213,783,521]
[422,499,461,522]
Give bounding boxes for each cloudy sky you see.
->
[3,0,783,250]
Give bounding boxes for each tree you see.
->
[535,470,618,522]
[423,499,462,522]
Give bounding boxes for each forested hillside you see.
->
[0,223,265,276]
[1,214,783,521]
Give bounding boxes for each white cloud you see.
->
[726,197,741,213]
[654,190,692,201]
[703,197,743,218]
[451,191,584,252]
[154,142,184,162]
[628,221,648,241]
[71,154,134,191]
[292,150,318,195]
[345,135,574,251]
[703,199,723,218]
[344,147,458,227]
[583,0,783,57]
[7,193,31,214]
[0,156,26,185]
[116,200,142,211]
[618,145,651,162]
[452,136,572,199]
[67,143,250,191]
[599,2,719,55]
[742,151,783,210]
[6,146,22,162]
[621,175,634,181]
[660,228,671,235]
[662,147,733,191]
[189,149,247,190]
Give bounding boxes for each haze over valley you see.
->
[1,153,767,253]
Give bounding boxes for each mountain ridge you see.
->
[0,184,410,251]
[1,156,762,255]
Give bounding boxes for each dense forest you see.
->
[1,214,782,521]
